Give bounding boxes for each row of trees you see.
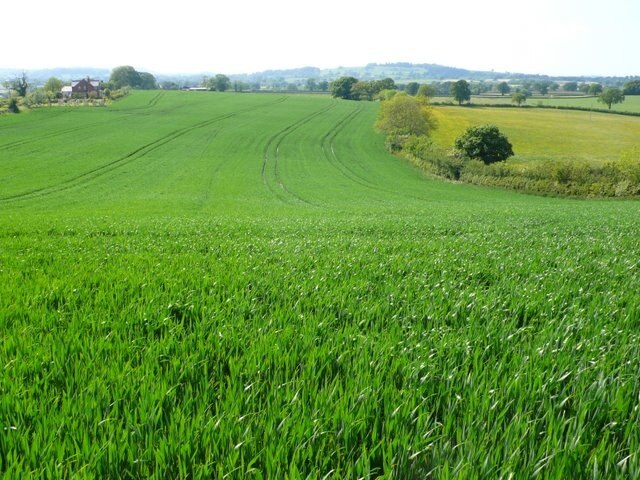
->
[229,76,640,96]
[330,76,626,110]
[331,77,397,100]
[373,83,640,198]
[494,80,603,96]
[507,86,625,109]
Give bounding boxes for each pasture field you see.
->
[1,91,640,478]
[430,105,640,164]
[433,94,640,114]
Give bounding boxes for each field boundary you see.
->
[431,101,640,117]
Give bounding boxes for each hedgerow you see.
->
[395,135,640,198]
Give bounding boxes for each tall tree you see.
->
[417,84,436,100]
[375,93,436,137]
[11,72,28,97]
[588,83,603,96]
[511,92,527,106]
[44,77,63,94]
[623,80,640,95]
[598,88,625,110]
[450,79,471,105]
[138,72,157,90]
[533,81,551,95]
[212,74,231,92]
[497,81,511,96]
[306,78,317,91]
[372,78,396,94]
[110,66,141,89]
[331,76,358,100]
[351,81,374,101]
[406,82,420,96]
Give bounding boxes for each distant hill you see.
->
[2,63,636,88]
[231,62,636,86]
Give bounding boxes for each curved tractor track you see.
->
[0,96,288,204]
[0,94,168,151]
[261,102,337,206]
[319,103,380,190]
[0,121,109,151]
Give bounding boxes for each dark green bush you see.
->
[8,97,20,113]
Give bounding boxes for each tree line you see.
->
[328,75,636,111]
[368,77,640,198]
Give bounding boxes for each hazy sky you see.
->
[3,0,639,76]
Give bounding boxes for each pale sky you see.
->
[3,0,639,77]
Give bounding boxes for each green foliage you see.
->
[305,78,317,91]
[331,76,358,99]
[405,82,420,96]
[7,96,20,113]
[417,83,436,100]
[331,76,396,101]
[598,88,625,110]
[563,81,578,92]
[160,81,180,90]
[23,89,53,107]
[533,81,551,95]
[233,80,249,92]
[207,74,231,92]
[457,156,640,197]
[375,93,436,137]
[403,135,463,179]
[371,77,396,93]
[511,92,527,106]
[351,80,374,101]
[618,146,640,184]
[450,79,471,105]
[418,106,640,196]
[377,89,399,101]
[497,81,511,96]
[138,72,158,90]
[429,93,640,113]
[109,65,142,89]
[106,86,129,100]
[43,77,63,94]
[454,124,513,164]
[623,80,640,95]
[11,72,28,97]
[588,83,603,96]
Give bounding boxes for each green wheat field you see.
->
[1,91,639,478]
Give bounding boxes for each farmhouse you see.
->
[62,77,103,98]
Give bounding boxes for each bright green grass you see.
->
[1,91,640,478]
[431,105,640,164]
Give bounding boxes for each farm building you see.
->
[62,78,103,98]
